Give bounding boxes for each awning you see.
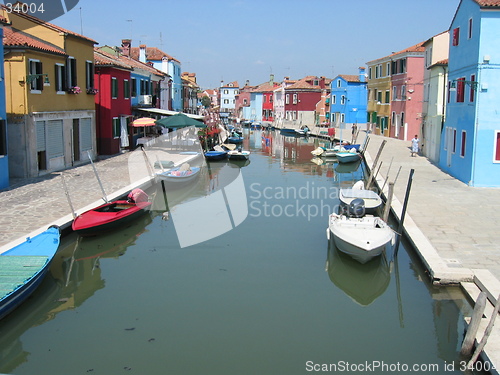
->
[131,117,157,127]
[137,108,204,120]
[155,113,206,128]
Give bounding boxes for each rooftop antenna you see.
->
[126,20,133,40]
[79,7,83,35]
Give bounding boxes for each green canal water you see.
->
[0,130,485,374]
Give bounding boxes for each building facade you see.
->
[3,10,97,178]
[439,0,500,187]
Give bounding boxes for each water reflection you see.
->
[326,236,391,306]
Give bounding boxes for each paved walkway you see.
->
[362,133,500,283]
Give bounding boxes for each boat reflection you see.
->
[326,237,390,306]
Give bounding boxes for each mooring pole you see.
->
[383,182,394,223]
[87,150,108,203]
[460,292,487,356]
[394,168,414,257]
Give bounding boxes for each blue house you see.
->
[440,0,500,187]
[0,21,9,189]
[329,67,367,132]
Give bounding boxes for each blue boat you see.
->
[343,144,360,151]
[204,150,228,161]
[227,136,243,144]
[0,225,61,320]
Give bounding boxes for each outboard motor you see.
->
[348,198,366,218]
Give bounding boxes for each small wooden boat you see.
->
[72,189,151,237]
[336,150,362,164]
[227,150,250,161]
[327,202,394,264]
[156,166,201,183]
[227,136,243,144]
[204,150,228,161]
[339,180,383,213]
[0,225,61,320]
[280,128,298,135]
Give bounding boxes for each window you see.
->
[460,130,466,157]
[223,89,229,94]
[452,27,460,46]
[385,90,390,104]
[112,118,120,138]
[368,67,372,80]
[29,59,43,91]
[341,95,346,105]
[223,99,229,104]
[293,94,298,104]
[452,129,457,153]
[0,120,6,156]
[337,80,341,88]
[468,18,473,39]
[401,85,406,100]
[85,61,94,90]
[392,86,397,100]
[340,113,345,122]
[131,78,137,97]
[67,57,77,89]
[456,77,465,102]
[54,63,66,93]
[401,112,405,127]
[124,79,130,99]
[111,77,118,99]
[469,75,475,102]
[495,131,500,162]
[285,94,289,104]
[386,63,391,76]
[377,91,382,103]
[447,81,451,103]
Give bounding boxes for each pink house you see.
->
[389,42,425,140]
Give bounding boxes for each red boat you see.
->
[72,189,152,237]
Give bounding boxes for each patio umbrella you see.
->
[131,117,157,127]
[155,113,206,128]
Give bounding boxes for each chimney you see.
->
[139,44,147,63]
[319,76,325,89]
[245,80,249,86]
[269,74,274,85]
[359,67,366,83]
[121,39,131,57]
[220,80,224,87]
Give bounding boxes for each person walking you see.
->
[411,134,420,157]
[351,123,358,143]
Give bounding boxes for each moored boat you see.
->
[205,150,228,161]
[327,198,394,264]
[156,166,201,184]
[336,149,362,164]
[72,189,151,237]
[227,150,250,161]
[339,180,383,213]
[0,225,61,320]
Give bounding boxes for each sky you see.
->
[52,0,461,90]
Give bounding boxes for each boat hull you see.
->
[336,152,361,164]
[227,137,243,144]
[204,151,227,161]
[227,151,250,160]
[328,214,393,264]
[339,188,382,213]
[72,200,152,237]
[157,167,201,184]
[0,226,60,320]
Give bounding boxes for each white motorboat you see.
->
[327,212,394,264]
[339,180,383,213]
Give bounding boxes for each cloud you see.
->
[255,60,265,65]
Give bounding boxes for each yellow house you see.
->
[366,57,392,137]
[2,9,97,178]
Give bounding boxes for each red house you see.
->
[283,76,325,126]
[94,49,133,155]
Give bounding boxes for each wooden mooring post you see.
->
[466,293,500,367]
[461,292,487,356]
[366,140,386,189]
[383,182,394,223]
[393,168,414,257]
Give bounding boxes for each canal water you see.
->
[0,129,484,375]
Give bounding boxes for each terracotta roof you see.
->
[252,81,279,92]
[3,26,66,55]
[429,59,449,68]
[367,41,426,64]
[339,74,361,83]
[3,7,97,44]
[94,48,133,70]
[96,47,167,78]
[130,46,180,63]
[221,81,239,88]
[474,0,500,7]
[285,77,321,91]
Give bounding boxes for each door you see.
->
[73,119,80,163]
